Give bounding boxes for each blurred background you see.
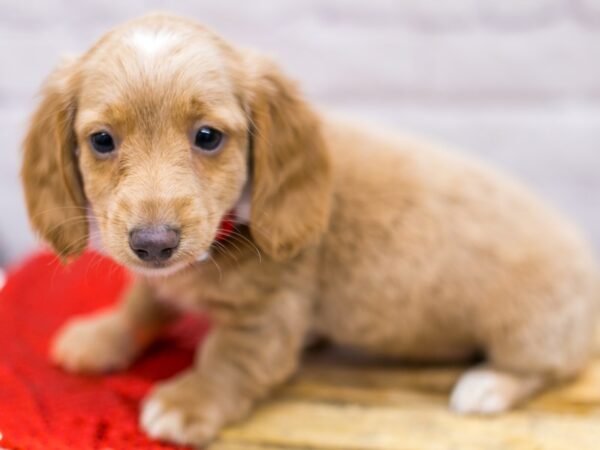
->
[0,0,599,268]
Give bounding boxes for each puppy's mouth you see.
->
[125,246,209,277]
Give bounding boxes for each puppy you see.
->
[21,13,599,446]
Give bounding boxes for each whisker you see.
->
[207,252,223,282]
[227,230,263,263]
[212,240,240,266]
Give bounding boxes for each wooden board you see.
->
[208,335,600,450]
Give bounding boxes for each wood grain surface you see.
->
[209,332,600,450]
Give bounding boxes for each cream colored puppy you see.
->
[21,13,599,446]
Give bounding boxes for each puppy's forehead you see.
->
[78,24,239,119]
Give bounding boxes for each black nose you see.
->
[129,226,180,262]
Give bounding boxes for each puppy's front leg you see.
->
[140,293,308,446]
[52,278,177,373]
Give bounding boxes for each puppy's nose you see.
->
[129,226,180,262]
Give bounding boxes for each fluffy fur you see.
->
[21,13,599,446]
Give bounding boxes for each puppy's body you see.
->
[319,120,598,363]
[155,116,598,365]
[22,14,599,446]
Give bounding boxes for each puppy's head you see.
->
[21,14,331,275]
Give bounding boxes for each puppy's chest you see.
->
[147,264,234,312]
[146,258,273,313]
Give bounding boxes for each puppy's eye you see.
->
[90,131,115,155]
[194,126,223,152]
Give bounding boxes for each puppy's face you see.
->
[74,27,248,274]
[22,14,333,272]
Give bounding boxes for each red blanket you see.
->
[0,251,210,450]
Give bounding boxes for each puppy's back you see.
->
[315,114,599,363]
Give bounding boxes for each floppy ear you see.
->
[21,58,88,259]
[247,58,332,260]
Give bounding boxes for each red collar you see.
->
[215,211,236,242]
[214,186,251,243]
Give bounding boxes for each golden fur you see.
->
[21,13,600,446]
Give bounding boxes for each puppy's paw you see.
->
[140,370,225,446]
[51,312,137,373]
[449,366,542,415]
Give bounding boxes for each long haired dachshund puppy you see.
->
[21,13,599,446]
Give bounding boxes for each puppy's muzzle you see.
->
[129,226,180,263]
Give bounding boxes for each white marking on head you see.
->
[128,28,181,56]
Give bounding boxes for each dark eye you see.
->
[90,131,116,155]
[194,126,223,152]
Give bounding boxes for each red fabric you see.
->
[0,251,211,450]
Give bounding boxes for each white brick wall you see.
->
[1,0,599,264]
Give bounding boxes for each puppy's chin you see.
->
[128,260,192,277]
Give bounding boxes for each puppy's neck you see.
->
[195,181,251,262]
[234,181,252,225]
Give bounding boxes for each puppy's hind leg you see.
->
[449,365,545,415]
[449,296,594,414]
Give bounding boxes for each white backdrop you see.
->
[1,0,599,265]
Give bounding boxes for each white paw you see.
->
[51,312,135,373]
[450,369,514,415]
[141,399,186,442]
[139,371,223,446]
